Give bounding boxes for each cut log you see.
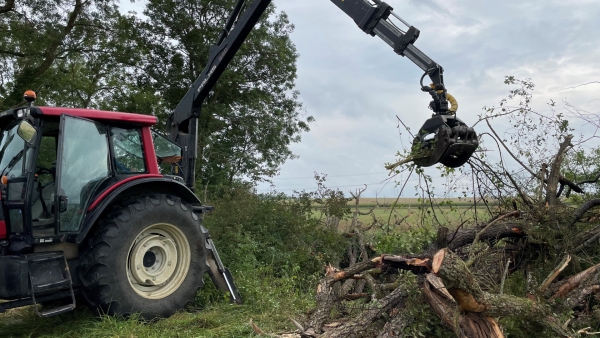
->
[422,274,503,338]
[320,287,407,338]
[432,249,572,337]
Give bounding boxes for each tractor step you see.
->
[25,251,76,317]
[37,304,76,317]
[32,278,71,293]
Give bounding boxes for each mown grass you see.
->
[0,272,315,338]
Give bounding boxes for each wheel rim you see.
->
[126,223,191,299]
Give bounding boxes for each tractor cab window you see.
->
[111,127,146,174]
[0,121,34,234]
[31,125,59,235]
[57,116,110,232]
[152,131,182,173]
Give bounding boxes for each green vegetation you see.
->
[1,277,315,338]
[0,180,478,337]
[0,183,349,337]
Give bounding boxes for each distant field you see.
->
[310,197,495,229]
[350,197,474,206]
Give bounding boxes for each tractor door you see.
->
[54,115,110,233]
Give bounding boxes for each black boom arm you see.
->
[330,0,449,113]
[168,0,450,189]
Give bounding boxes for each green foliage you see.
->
[0,0,129,110]
[372,226,436,255]
[136,0,312,187]
[203,183,348,288]
[294,173,352,231]
[563,147,600,199]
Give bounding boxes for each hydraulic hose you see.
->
[446,92,458,114]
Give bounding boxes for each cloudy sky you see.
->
[121,0,600,198]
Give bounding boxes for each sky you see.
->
[120,0,600,198]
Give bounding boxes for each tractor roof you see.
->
[34,107,158,126]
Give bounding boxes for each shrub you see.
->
[201,184,348,296]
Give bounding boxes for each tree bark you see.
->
[446,222,525,251]
[320,287,407,338]
[546,135,573,205]
[569,199,600,227]
[422,274,503,338]
[432,249,572,337]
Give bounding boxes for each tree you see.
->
[132,0,311,188]
[0,0,130,109]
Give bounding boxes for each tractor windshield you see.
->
[0,122,29,179]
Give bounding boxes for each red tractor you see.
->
[0,91,240,318]
[0,0,478,319]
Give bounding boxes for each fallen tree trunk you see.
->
[432,248,571,337]
[446,222,525,251]
[285,212,600,338]
[422,274,504,338]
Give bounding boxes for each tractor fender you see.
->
[71,177,207,244]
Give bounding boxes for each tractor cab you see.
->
[0,98,164,251]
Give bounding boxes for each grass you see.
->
[0,273,316,338]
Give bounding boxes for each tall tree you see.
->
[133,0,311,187]
[0,0,131,109]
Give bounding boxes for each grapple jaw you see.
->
[411,115,479,168]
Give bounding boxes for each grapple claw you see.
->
[411,115,479,168]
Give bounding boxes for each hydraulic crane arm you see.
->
[170,0,271,128]
[168,0,477,189]
[330,0,448,113]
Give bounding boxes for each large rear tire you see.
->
[78,194,208,319]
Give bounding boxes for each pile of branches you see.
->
[256,206,600,337]
[252,120,600,335]
[251,78,600,337]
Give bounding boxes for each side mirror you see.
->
[58,195,68,213]
[17,121,36,145]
